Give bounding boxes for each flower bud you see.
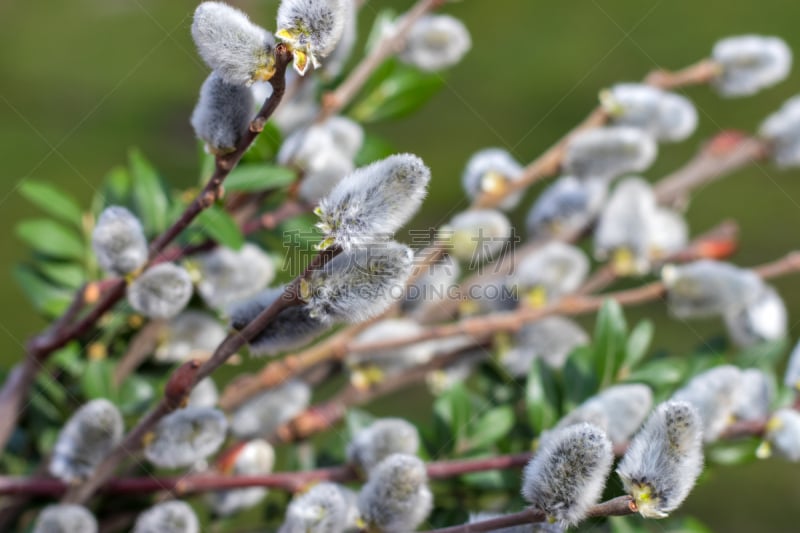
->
[617,401,703,518]
[230,380,311,439]
[504,316,589,375]
[526,175,607,239]
[144,407,228,468]
[521,423,613,526]
[759,95,800,168]
[601,83,698,142]
[195,243,275,310]
[192,2,276,86]
[33,504,97,533]
[724,285,787,348]
[662,260,764,319]
[563,126,657,180]
[403,253,460,316]
[127,263,193,319]
[209,439,275,516]
[348,319,435,384]
[188,377,219,408]
[279,482,350,533]
[191,72,254,155]
[461,148,524,211]
[155,311,228,364]
[712,35,791,97]
[277,0,347,74]
[92,206,148,276]
[400,14,471,72]
[229,286,327,356]
[732,368,774,423]
[358,454,433,533]
[511,242,589,307]
[671,365,742,442]
[441,209,512,264]
[302,242,414,323]
[347,418,420,473]
[760,408,800,461]
[316,154,430,249]
[133,501,199,533]
[50,399,124,482]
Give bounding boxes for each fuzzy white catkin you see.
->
[144,407,228,469]
[648,207,688,259]
[279,482,350,533]
[92,206,148,276]
[403,253,461,316]
[602,83,698,142]
[662,260,765,319]
[321,0,357,79]
[671,365,742,442]
[303,242,414,323]
[511,242,589,305]
[760,95,800,168]
[503,316,589,374]
[712,35,792,97]
[277,0,346,74]
[784,338,800,390]
[195,243,275,310]
[33,504,98,533]
[192,2,276,86]
[400,14,471,72]
[468,513,565,533]
[132,501,200,533]
[209,439,275,516]
[617,401,703,518]
[357,454,433,533]
[229,286,327,356]
[563,126,657,180]
[127,263,193,319]
[348,319,435,377]
[442,209,512,264]
[191,72,254,155]
[526,175,607,239]
[187,377,219,408]
[461,148,524,211]
[155,311,228,364]
[762,408,800,461]
[50,399,124,482]
[316,154,430,249]
[347,418,420,473]
[231,380,311,439]
[732,368,774,423]
[521,423,613,526]
[724,285,787,348]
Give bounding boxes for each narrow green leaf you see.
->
[624,357,690,389]
[225,164,296,192]
[14,266,72,317]
[350,64,445,123]
[562,347,600,406]
[526,359,560,433]
[15,219,84,260]
[465,406,514,451]
[129,148,168,234]
[197,205,245,250]
[18,181,83,227]
[35,372,67,406]
[241,122,283,164]
[593,300,628,388]
[707,439,760,466]
[198,140,216,184]
[80,359,117,401]
[364,10,397,52]
[623,320,654,372]
[118,376,155,415]
[36,261,85,289]
[434,383,472,449]
[50,343,85,378]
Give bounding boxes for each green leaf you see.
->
[197,140,216,183]
[526,359,560,433]
[15,219,85,260]
[464,406,514,451]
[129,148,168,234]
[14,266,72,317]
[434,383,472,449]
[624,356,690,389]
[100,166,132,208]
[35,372,67,407]
[18,180,83,227]
[225,164,296,192]
[623,320,654,372]
[562,347,599,407]
[118,375,155,415]
[707,439,760,466]
[50,343,85,378]
[593,299,628,388]
[80,359,117,401]
[197,205,245,250]
[36,261,85,289]
[241,122,283,164]
[734,338,788,369]
[350,63,445,123]
[364,9,397,52]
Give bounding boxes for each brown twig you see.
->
[112,320,165,387]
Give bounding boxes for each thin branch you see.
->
[318,0,448,121]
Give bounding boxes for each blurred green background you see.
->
[2,0,800,531]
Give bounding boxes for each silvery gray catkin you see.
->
[132,501,200,533]
[127,263,193,319]
[191,72,255,155]
[92,206,148,276]
[144,407,228,469]
[276,0,347,74]
[33,504,98,533]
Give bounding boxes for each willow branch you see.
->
[319,0,448,121]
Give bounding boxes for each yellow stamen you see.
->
[480,171,508,196]
[612,247,637,276]
[525,286,548,309]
